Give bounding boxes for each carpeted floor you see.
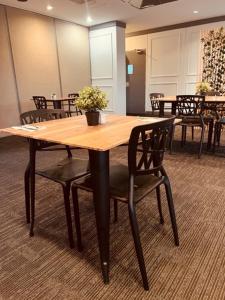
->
[0,130,225,300]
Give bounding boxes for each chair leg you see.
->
[62,182,75,249]
[128,202,149,290]
[163,177,179,246]
[71,186,83,252]
[24,162,30,224]
[113,200,118,223]
[65,146,72,158]
[169,124,175,154]
[191,127,194,141]
[183,126,187,145]
[213,123,218,153]
[156,186,164,224]
[218,123,222,147]
[198,126,205,159]
[127,178,149,291]
[181,126,185,147]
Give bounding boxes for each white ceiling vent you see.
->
[121,0,178,9]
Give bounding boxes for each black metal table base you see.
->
[89,150,110,283]
[27,139,111,284]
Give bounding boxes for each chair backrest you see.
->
[128,117,175,176]
[149,93,164,111]
[32,96,47,109]
[67,93,82,115]
[176,95,205,116]
[20,109,66,125]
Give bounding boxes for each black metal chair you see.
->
[71,117,179,290]
[32,96,48,109]
[64,93,82,117]
[213,103,225,152]
[149,93,164,116]
[21,109,89,250]
[175,95,205,158]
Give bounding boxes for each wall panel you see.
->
[126,20,225,111]
[55,20,90,95]
[90,26,126,114]
[0,5,19,133]
[7,7,61,112]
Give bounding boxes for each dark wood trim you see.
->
[126,15,225,37]
[89,21,126,31]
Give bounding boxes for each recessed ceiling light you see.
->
[47,5,53,11]
[193,10,199,14]
[87,16,93,23]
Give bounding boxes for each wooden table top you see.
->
[1,115,180,151]
[157,96,225,102]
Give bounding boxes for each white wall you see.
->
[89,25,126,114]
[55,19,91,95]
[126,20,225,111]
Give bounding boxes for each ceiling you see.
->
[0,0,225,33]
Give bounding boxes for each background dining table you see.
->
[157,95,225,117]
[1,114,181,285]
[30,97,75,109]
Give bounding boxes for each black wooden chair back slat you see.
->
[149,93,164,112]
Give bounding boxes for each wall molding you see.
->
[54,18,63,98]
[126,15,225,37]
[89,21,126,31]
[4,5,21,114]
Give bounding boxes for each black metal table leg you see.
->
[89,150,110,284]
[171,102,177,115]
[159,102,165,117]
[24,161,30,223]
[29,138,37,237]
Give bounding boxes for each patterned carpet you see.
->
[0,129,225,300]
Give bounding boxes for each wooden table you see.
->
[1,115,179,284]
[157,96,225,117]
[31,97,75,109]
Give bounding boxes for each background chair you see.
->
[65,93,82,117]
[21,109,89,250]
[71,117,179,290]
[213,103,225,152]
[32,96,48,109]
[175,95,205,158]
[149,93,164,116]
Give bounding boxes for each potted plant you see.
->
[196,82,212,95]
[76,86,108,126]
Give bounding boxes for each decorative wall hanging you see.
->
[201,27,225,94]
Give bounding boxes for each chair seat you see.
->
[36,158,89,183]
[179,116,203,127]
[74,163,163,202]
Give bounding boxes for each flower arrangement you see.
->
[196,82,212,95]
[76,86,108,112]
